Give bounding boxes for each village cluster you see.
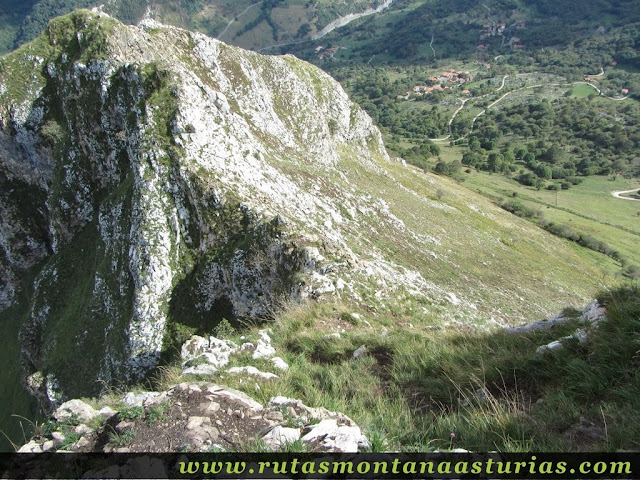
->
[397,70,473,100]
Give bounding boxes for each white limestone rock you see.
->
[270,357,289,371]
[18,441,43,453]
[301,419,369,453]
[181,335,239,371]
[227,366,279,381]
[262,426,301,449]
[252,330,276,359]
[53,399,99,424]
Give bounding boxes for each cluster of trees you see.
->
[386,141,441,171]
[458,97,640,188]
[337,69,450,139]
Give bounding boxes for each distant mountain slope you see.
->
[284,0,640,71]
[4,0,640,68]
[0,0,391,54]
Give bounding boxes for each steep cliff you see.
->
[0,10,385,403]
[0,10,610,408]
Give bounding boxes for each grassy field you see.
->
[457,159,640,275]
[571,83,597,98]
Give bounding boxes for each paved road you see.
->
[611,190,640,201]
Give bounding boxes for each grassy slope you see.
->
[279,135,618,329]
[462,167,640,274]
[153,284,640,452]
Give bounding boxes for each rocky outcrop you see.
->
[507,301,607,353]
[18,382,369,453]
[180,329,287,379]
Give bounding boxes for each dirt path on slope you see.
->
[218,2,263,40]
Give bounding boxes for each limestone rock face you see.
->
[0,10,392,404]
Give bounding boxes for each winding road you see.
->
[429,73,631,142]
[611,190,640,201]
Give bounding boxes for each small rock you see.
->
[536,340,563,354]
[301,419,368,453]
[201,401,220,413]
[185,417,219,444]
[186,416,209,431]
[205,385,263,411]
[253,330,276,359]
[17,441,43,453]
[73,436,91,449]
[241,342,255,351]
[74,424,92,435]
[97,407,118,419]
[580,301,606,324]
[51,432,65,446]
[262,426,301,449]
[264,411,284,422]
[123,391,159,407]
[353,345,367,359]
[475,388,490,403]
[323,333,341,339]
[270,357,289,371]
[227,366,278,380]
[116,421,135,432]
[181,336,238,371]
[183,364,219,376]
[42,440,56,452]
